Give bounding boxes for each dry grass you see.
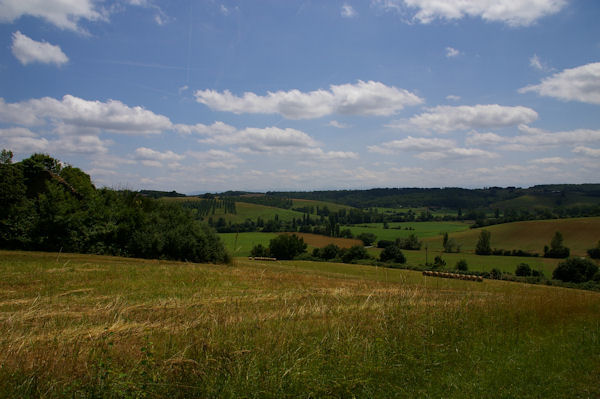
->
[1,250,599,398]
[289,232,363,248]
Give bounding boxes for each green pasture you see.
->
[346,221,470,242]
[219,232,278,256]
[291,198,355,213]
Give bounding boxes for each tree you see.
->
[396,234,421,250]
[475,230,492,255]
[318,243,340,260]
[552,257,598,283]
[515,263,532,277]
[433,255,446,269]
[357,232,377,246]
[544,231,570,258]
[586,241,600,259]
[341,245,370,263]
[250,244,269,257]
[379,244,406,264]
[268,234,307,260]
[455,259,468,271]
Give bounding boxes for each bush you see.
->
[552,257,599,283]
[455,259,468,271]
[587,241,600,259]
[318,244,341,260]
[357,232,377,246]
[379,244,406,264]
[433,255,446,268]
[396,234,421,250]
[489,268,502,279]
[250,244,269,257]
[268,234,307,260]
[377,240,394,249]
[515,263,532,277]
[341,245,370,263]
[475,230,491,255]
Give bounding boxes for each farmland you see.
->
[1,250,599,398]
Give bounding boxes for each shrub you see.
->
[379,244,406,264]
[268,234,307,260]
[552,257,599,283]
[377,240,394,249]
[515,263,532,277]
[455,259,468,271]
[489,268,502,279]
[433,255,446,268]
[341,245,370,263]
[357,233,377,246]
[396,234,421,250]
[587,241,600,259]
[250,244,269,257]
[318,243,341,260]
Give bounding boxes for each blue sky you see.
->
[1,0,599,193]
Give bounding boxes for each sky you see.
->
[1,0,599,193]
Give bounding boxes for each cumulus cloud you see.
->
[174,121,236,136]
[573,146,600,157]
[327,120,350,128]
[0,127,49,153]
[372,0,566,27]
[194,80,423,119]
[519,62,600,105]
[446,94,461,101]
[0,95,173,134]
[368,135,497,160]
[0,126,110,155]
[528,54,550,71]
[368,136,454,154]
[529,157,569,165]
[445,46,460,58]
[341,4,358,18]
[0,0,104,32]
[11,31,69,66]
[188,149,244,169]
[389,104,538,133]
[467,126,600,151]
[134,147,185,162]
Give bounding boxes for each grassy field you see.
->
[219,232,363,257]
[1,250,599,398]
[346,221,470,242]
[423,217,600,256]
[291,198,355,213]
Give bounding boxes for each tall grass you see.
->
[1,250,599,398]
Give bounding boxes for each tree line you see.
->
[0,151,229,263]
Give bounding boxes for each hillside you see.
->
[424,217,600,256]
[1,250,599,397]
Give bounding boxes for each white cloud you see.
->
[327,120,350,128]
[0,127,49,153]
[573,146,600,157]
[446,94,461,101]
[389,104,538,133]
[467,126,600,151]
[0,0,104,33]
[134,147,185,162]
[11,31,68,66]
[0,126,111,155]
[519,62,600,105]
[188,149,243,169]
[372,0,566,27]
[529,157,569,165]
[341,4,358,18]
[0,95,173,135]
[529,54,549,71]
[203,126,319,153]
[194,80,424,119]
[445,46,460,58]
[368,136,454,154]
[175,121,236,136]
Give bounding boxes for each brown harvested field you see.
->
[424,217,600,256]
[289,232,363,248]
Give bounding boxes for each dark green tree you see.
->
[475,230,492,255]
[268,234,307,260]
[515,263,532,276]
[341,245,370,263]
[552,257,598,283]
[544,231,570,258]
[357,232,377,246]
[455,259,468,271]
[379,244,406,263]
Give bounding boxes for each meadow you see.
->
[1,250,599,398]
[345,221,470,242]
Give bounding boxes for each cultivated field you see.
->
[346,221,470,242]
[1,250,599,398]
[424,217,600,256]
